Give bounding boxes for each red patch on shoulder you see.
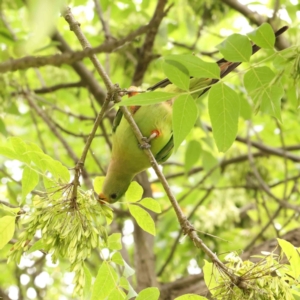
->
[130,106,140,114]
[128,91,139,98]
[151,129,161,137]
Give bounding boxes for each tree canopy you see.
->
[0,0,300,299]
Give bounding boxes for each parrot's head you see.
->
[99,167,133,203]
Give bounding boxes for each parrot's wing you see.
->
[155,134,174,163]
[112,106,141,133]
[112,108,123,133]
[147,78,172,91]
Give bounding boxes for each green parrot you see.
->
[99,26,288,203]
[99,88,174,203]
[99,61,234,203]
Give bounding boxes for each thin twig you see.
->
[244,181,298,251]
[0,12,156,73]
[131,0,171,85]
[205,124,300,163]
[246,122,300,212]
[0,8,17,41]
[157,189,212,276]
[153,152,268,182]
[275,120,288,201]
[64,6,241,285]
[26,93,79,163]
[34,81,84,94]
[270,0,280,21]
[52,119,104,138]
[161,160,220,215]
[93,0,112,40]
[63,8,116,205]
[30,110,47,153]
[89,94,112,149]
[0,200,19,209]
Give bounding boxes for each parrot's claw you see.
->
[139,140,151,149]
[140,130,160,149]
[142,130,160,143]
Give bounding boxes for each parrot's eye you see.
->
[110,193,117,200]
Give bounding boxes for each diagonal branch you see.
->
[246,122,300,214]
[51,31,107,106]
[132,0,172,86]
[64,5,242,288]
[221,0,289,49]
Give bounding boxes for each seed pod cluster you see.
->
[9,185,113,296]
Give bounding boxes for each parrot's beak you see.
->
[98,193,108,204]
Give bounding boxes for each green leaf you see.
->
[84,264,92,300]
[124,280,137,299]
[243,66,282,118]
[91,262,118,300]
[125,181,143,202]
[44,158,70,182]
[216,33,252,62]
[43,177,60,199]
[119,277,129,291]
[94,176,106,194]
[26,151,45,171]
[0,146,19,160]
[162,60,190,91]
[136,287,160,300]
[120,92,176,106]
[122,259,135,278]
[201,151,220,184]
[247,23,275,50]
[208,83,239,152]
[139,198,161,213]
[0,118,8,137]
[175,294,208,300]
[239,95,252,120]
[278,238,300,279]
[185,140,202,173]
[107,288,126,300]
[111,252,124,266]
[107,233,122,250]
[203,260,219,295]
[27,239,45,254]
[202,151,218,171]
[165,55,220,79]
[0,216,16,249]
[129,204,156,236]
[0,203,20,215]
[173,94,198,151]
[21,166,39,202]
[10,137,30,163]
[244,67,275,94]
[260,86,283,121]
[287,84,299,109]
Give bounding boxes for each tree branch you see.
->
[221,0,289,49]
[132,0,171,85]
[0,17,157,74]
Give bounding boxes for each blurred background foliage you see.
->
[0,0,300,299]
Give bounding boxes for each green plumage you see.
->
[101,100,173,203]
[100,77,214,203]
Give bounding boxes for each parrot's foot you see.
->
[142,130,160,143]
[139,140,151,149]
[140,130,160,149]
